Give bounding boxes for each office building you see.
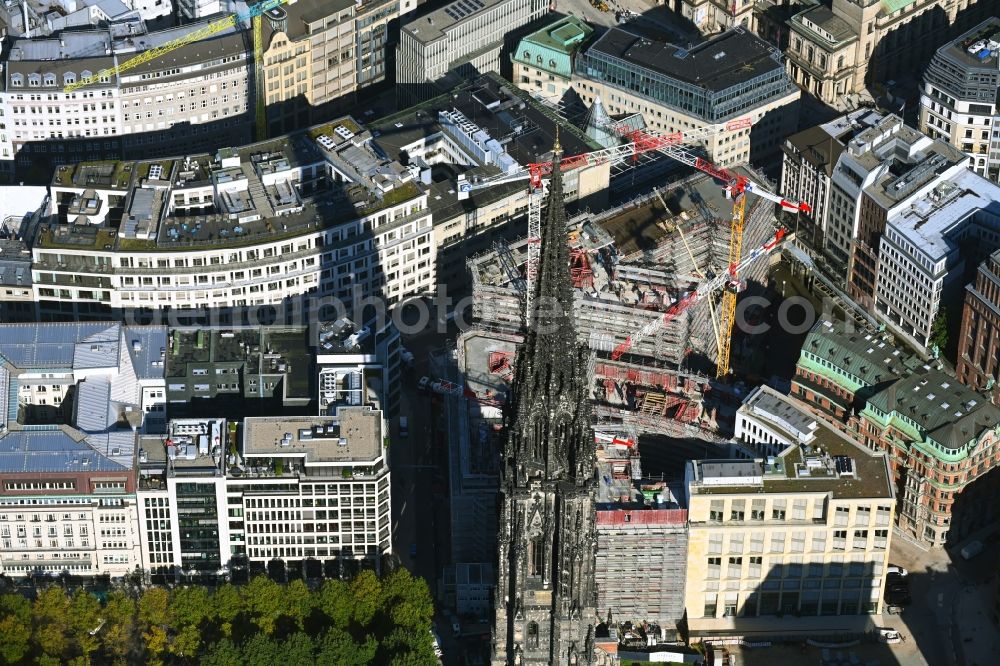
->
[0,20,253,181]
[138,406,391,579]
[23,116,433,320]
[875,168,1000,353]
[784,0,992,108]
[685,385,895,637]
[780,108,886,248]
[396,0,549,107]
[920,18,1000,183]
[793,319,1000,546]
[957,250,1000,402]
[164,326,314,416]
[258,0,406,135]
[824,115,967,298]
[515,25,800,166]
[0,321,166,577]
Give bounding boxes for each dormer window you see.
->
[28,74,40,87]
[10,74,23,87]
[63,72,76,86]
[43,73,56,86]
[81,69,93,80]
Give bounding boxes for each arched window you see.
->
[529,537,544,576]
[10,74,23,87]
[837,55,844,70]
[28,74,41,87]
[81,69,93,80]
[43,73,56,86]
[526,622,539,649]
[63,72,76,85]
[549,59,556,68]
[523,50,530,59]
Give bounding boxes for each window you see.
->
[709,500,724,522]
[707,556,721,579]
[853,530,868,550]
[751,499,765,520]
[526,622,539,649]
[833,530,847,550]
[772,500,786,521]
[748,556,762,578]
[704,594,718,618]
[770,532,785,553]
[731,500,745,522]
[728,557,743,578]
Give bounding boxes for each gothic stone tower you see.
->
[491,137,599,665]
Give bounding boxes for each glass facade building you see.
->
[576,28,797,123]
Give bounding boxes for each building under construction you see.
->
[468,168,780,438]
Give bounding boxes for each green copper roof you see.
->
[881,0,918,14]
[512,16,594,80]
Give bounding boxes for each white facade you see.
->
[0,496,142,577]
[875,170,1000,353]
[177,0,221,20]
[397,0,548,105]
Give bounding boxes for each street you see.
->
[887,528,1000,666]
[557,0,700,42]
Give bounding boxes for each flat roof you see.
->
[887,169,1000,263]
[401,0,508,44]
[939,17,1000,69]
[243,408,382,463]
[587,27,784,94]
[790,5,857,47]
[694,388,894,499]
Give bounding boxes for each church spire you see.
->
[503,135,594,486]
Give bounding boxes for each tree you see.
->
[169,586,210,658]
[317,579,352,630]
[349,570,382,628]
[138,587,170,663]
[930,309,948,353]
[242,577,283,636]
[32,587,71,661]
[67,588,102,662]
[0,593,31,664]
[199,638,241,666]
[210,584,243,640]
[315,628,377,666]
[379,569,434,633]
[281,632,316,665]
[101,590,137,666]
[283,579,314,631]
[239,633,282,666]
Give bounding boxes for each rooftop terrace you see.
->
[693,388,893,499]
[243,409,382,464]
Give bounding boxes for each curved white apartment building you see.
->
[30,118,435,319]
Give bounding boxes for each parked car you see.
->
[961,540,984,560]
[877,628,903,644]
[886,564,908,577]
[885,592,911,606]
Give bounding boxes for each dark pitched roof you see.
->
[784,125,845,177]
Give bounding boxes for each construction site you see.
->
[466,167,781,441]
